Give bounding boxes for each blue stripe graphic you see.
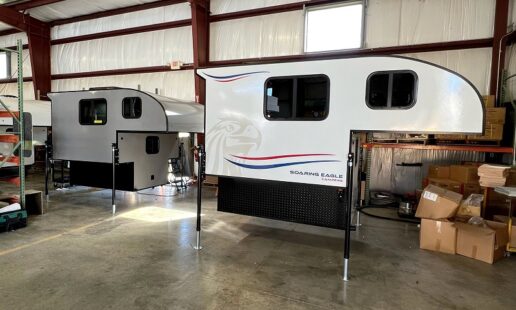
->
[203,71,269,79]
[225,158,340,170]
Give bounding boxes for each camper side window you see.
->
[367,71,417,109]
[146,136,160,154]
[264,75,329,120]
[122,97,142,119]
[79,99,107,125]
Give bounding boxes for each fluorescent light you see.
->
[178,132,190,138]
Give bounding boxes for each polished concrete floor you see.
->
[1,172,515,310]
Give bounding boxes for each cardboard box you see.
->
[485,107,506,125]
[420,219,457,254]
[455,220,508,264]
[435,134,466,140]
[456,202,481,219]
[463,183,481,197]
[428,165,450,179]
[427,178,462,194]
[493,215,516,248]
[482,95,495,108]
[450,165,479,184]
[468,124,503,140]
[415,185,462,220]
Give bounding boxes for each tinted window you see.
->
[146,136,160,154]
[367,71,417,109]
[265,75,329,120]
[122,97,142,119]
[79,98,107,125]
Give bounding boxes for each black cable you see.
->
[357,205,420,224]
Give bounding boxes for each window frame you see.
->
[365,70,418,110]
[78,98,108,126]
[122,97,143,119]
[263,74,331,122]
[304,1,365,53]
[145,136,160,155]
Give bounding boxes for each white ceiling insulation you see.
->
[26,0,162,22]
[0,22,13,32]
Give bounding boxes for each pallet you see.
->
[434,139,501,146]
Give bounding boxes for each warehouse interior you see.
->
[1,0,516,309]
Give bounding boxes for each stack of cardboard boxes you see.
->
[467,95,506,141]
[424,164,481,197]
[435,95,506,142]
[417,185,509,264]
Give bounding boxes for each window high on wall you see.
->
[0,52,9,79]
[304,2,363,53]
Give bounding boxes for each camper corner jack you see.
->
[344,152,354,282]
[193,144,205,250]
[112,143,119,215]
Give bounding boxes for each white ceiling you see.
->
[27,0,162,22]
[0,21,13,32]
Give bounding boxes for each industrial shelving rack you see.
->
[0,39,26,208]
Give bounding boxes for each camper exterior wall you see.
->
[50,89,168,163]
[199,56,484,187]
[118,132,179,190]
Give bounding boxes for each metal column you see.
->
[194,145,205,250]
[343,152,354,281]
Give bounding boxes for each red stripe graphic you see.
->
[231,154,334,161]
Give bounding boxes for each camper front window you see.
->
[123,97,142,119]
[265,75,329,121]
[79,98,107,125]
[366,71,417,109]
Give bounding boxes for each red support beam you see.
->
[51,65,193,80]
[208,38,493,67]
[0,29,22,37]
[489,0,510,101]
[189,0,209,145]
[51,0,187,26]
[190,0,209,103]
[209,0,339,22]
[0,5,51,99]
[51,19,191,45]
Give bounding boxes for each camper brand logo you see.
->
[225,154,340,170]
[290,170,344,183]
[203,71,270,83]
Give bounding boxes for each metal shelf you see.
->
[362,143,514,154]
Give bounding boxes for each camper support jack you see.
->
[344,152,354,281]
[112,143,119,215]
[193,145,205,250]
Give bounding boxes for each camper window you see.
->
[79,99,107,125]
[146,136,160,154]
[367,71,417,109]
[265,75,329,120]
[122,97,142,119]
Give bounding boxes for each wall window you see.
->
[122,97,142,119]
[146,136,160,154]
[79,98,107,125]
[367,71,418,109]
[265,75,329,120]
[0,52,10,79]
[304,2,363,53]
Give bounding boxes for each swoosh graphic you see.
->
[231,154,335,161]
[225,158,340,170]
[203,71,269,80]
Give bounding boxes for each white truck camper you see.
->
[48,88,204,197]
[197,56,484,280]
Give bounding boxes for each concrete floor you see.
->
[1,172,516,310]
